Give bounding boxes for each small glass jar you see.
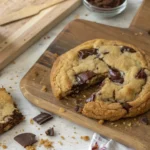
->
[83,0,127,17]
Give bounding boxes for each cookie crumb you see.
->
[2,145,7,149]
[98,120,104,125]
[26,146,36,150]
[30,119,34,125]
[58,141,63,145]
[39,139,53,148]
[60,136,65,140]
[41,85,47,92]
[59,107,66,113]
[72,136,75,139]
[128,122,132,127]
[80,136,90,141]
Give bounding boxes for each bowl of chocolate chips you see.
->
[83,0,127,17]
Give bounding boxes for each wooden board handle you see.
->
[130,0,150,31]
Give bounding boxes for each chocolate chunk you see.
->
[86,93,96,103]
[109,68,124,84]
[33,112,53,125]
[14,133,37,147]
[45,128,55,136]
[76,71,96,85]
[136,69,147,79]
[140,116,149,125]
[121,102,132,112]
[120,46,136,53]
[78,48,98,59]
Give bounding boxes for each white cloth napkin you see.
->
[89,133,134,150]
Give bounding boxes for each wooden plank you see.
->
[20,19,150,150]
[0,0,81,70]
[130,0,150,31]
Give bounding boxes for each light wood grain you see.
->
[130,0,150,31]
[20,0,150,149]
[0,0,81,70]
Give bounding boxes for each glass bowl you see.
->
[83,0,127,17]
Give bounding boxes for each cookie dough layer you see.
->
[50,39,150,121]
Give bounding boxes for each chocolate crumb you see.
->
[45,128,54,136]
[140,116,149,125]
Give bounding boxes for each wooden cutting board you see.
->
[0,0,81,71]
[20,0,150,149]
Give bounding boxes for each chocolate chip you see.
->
[136,69,147,79]
[76,71,96,85]
[78,48,98,59]
[14,133,37,147]
[74,105,83,113]
[33,112,53,125]
[45,127,55,136]
[103,52,109,55]
[120,46,136,53]
[140,116,149,125]
[121,102,132,112]
[86,93,96,103]
[109,68,124,84]
[148,31,150,35]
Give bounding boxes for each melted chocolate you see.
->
[120,46,136,53]
[136,69,147,79]
[109,68,124,84]
[121,102,132,112]
[86,93,96,103]
[78,48,98,59]
[76,71,96,85]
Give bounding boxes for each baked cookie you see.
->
[0,88,24,134]
[50,39,150,121]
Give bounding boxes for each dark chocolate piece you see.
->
[140,116,149,125]
[45,127,55,136]
[33,112,53,125]
[76,71,96,85]
[86,94,96,103]
[121,102,132,112]
[136,69,147,79]
[78,48,98,59]
[120,46,136,53]
[14,133,37,147]
[109,68,124,84]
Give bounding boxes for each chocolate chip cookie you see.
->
[0,88,24,134]
[50,39,150,121]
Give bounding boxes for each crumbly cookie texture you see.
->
[0,88,24,134]
[50,39,150,121]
